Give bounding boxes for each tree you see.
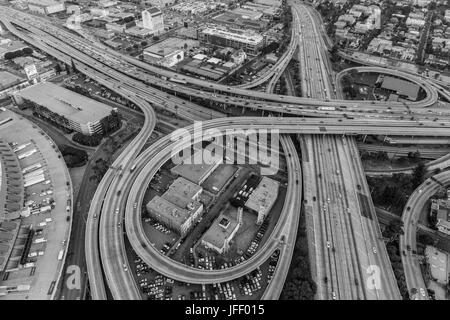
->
[418,234,434,246]
[22,47,33,55]
[71,59,77,73]
[54,63,62,74]
[412,162,426,189]
[73,132,103,147]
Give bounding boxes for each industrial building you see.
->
[201,211,241,254]
[12,82,120,136]
[27,0,65,15]
[380,76,420,101]
[171,149,222,184]
[142,0,175,8]
[198,26,264,55]
[142,37,199,67]
[245,176,279,224]
[146,177,203,237]
[0,71,29,100]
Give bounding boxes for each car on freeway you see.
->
[372,247,377,254]
[420,288,426,297]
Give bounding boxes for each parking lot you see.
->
[0,109,71,300]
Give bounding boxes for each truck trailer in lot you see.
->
[33,237,47,244]
[24,175,46,188]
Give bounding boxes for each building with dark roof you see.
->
[380,76,420,101]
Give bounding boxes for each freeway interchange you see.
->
[2,0,450,300]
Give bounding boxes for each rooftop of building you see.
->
[146,195,201,226]
[143,37,198,57]
[15,82,113,124]
[27,0,63,6]
[380,76,420,101]
[433,198,450,222]
[0,71,26,90]
[171,154,221,184]
[144,6,162,15]
[0,41,29,56]
[200,26,264,44]
[201,212,239,250]
[245,176,279,214]
[167,177,202,200]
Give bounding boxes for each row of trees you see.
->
[4,47,33,60]
[73,132,103,147]
[281,214,316,300]
[367,163,426,215]
[90,158,110,183]
[59,145,88,168]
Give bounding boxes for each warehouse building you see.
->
[380,76,420,101]
[0,71,29,100]
[171,149,222,185]
[12,82,120,136]
[245,176,279,224]
[142,37,196,67]
[27,0,65,15]
[146,177,203,237]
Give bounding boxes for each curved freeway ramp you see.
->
[400,170,450,300]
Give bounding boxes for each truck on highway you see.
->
[318,106,336,111]
[58,250,64,261]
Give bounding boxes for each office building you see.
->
[198,26,264,55]
[142,7,164,35]
[245,176,279,224]
[201,213,240,254]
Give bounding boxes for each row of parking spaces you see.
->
[243,219,269,259]
[65,75,132,107]
[229,174,261,208]
[197,253,215,270]
[133,255,176,300]
[266,250,280,284]
[237,268,263,297]
[210,281,236,301]
[5,137,67,285]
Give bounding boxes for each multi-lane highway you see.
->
[294,1,401,300]
[2,0,450,301]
